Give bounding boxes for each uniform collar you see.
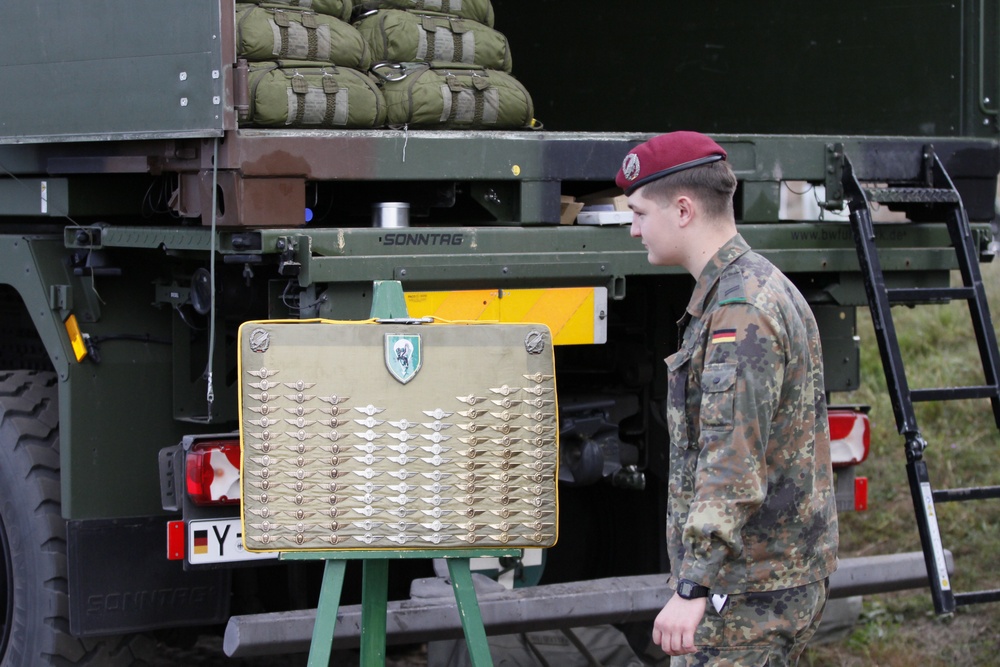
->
[685,234,750,318]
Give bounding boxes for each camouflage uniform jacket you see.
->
[665,234,838,594]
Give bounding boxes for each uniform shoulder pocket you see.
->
[700,362,737,430]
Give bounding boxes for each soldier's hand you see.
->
[652,595,707,656]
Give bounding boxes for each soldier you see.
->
[616,132,838,665]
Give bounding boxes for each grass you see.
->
[803,259,1000,666]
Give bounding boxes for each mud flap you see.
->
[67,517,230,636]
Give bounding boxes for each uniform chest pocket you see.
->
[665,348,694,449]
[700,362,737,431]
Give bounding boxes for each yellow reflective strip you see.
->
[64,314,88,362]
[405,288,597,345]
[498,288,595,345]
[406,289,500,321]
[550,289,596,345]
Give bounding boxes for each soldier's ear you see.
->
[675,195,695,228]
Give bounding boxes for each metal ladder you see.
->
[841,147,1000,614]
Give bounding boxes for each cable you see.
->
[280,280,327,312]
[0,159,112,308]
[205,137,219,419]
[173,303,207,331]
[0,158,85,229]
[782,180,815,196]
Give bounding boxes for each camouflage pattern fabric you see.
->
[664,233,838,594]
[669,579,829,666]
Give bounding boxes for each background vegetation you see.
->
[804,259,1000,666]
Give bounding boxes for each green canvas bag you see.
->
[244,61,387,128]
[373,62,532,129]
[355,9,511,72]
[247,0,353,21]
[355,0,495,27]
[237,4,372,70]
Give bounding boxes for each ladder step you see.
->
[911,386,1000,402]
[844,152,1000,617]
[955,589,1000,607]
[887,286,976,303]
[864,187,961,204]
[933,485,1000,502]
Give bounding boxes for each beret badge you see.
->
[622,153,641,182]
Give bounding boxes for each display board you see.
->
[238,320,558,552]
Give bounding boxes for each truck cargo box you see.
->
[2,1,999,142]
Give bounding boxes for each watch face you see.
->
[676,579,705,599]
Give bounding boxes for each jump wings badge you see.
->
[385,333,422,384]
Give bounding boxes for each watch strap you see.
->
[676,578,710,599]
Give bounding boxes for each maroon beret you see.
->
[615,131,727,195]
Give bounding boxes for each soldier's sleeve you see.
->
[675,300,786,587]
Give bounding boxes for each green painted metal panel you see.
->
[53,247,222,519]
[217,132,998,222]
[62,222,975,289]
[0,0,225,143]
[4,132,996,225]
[0,176,155,217]
[0,235,222,519]
[0,237,74,380]
[0,0,993,143]
[813,306,860,393]
[0,179,68,216]
[493,0,996,137]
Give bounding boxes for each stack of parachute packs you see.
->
[237,1,387,128]
[353,1,534,129]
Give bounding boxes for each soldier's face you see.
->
[628,189,683,266]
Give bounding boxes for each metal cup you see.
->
[372,202,410,228]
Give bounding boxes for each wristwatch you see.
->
[675,579,710,599]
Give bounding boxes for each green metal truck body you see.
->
[1,0,999,663]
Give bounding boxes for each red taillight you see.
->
[185,439,241,506]
[828,409,870,468]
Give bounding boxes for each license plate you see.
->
[187,519,278,565]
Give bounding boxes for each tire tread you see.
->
[0,371,145,667]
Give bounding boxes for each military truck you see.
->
[2,0,1000,664]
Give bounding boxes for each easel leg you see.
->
[447,558,494,667]
[308,559,347,667]
[360,559,389,666]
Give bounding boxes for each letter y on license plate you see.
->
[188,519,279,565]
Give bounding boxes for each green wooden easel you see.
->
[281,283,524,665]
[283,548,519,666]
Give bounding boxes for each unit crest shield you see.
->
[385,333,422,384]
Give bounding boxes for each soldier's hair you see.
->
[638,160,737,220]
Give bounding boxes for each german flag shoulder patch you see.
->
[711,328,737,344]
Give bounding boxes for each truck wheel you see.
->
[0,371,141,666]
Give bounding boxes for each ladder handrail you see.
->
[840,149,1000,615]
[930,152,1000,428]
[842,158,922,441]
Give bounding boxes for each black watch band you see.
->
[675,579,710,599]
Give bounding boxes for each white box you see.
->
[576,210,633,226]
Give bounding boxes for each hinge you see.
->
[65,225,104,249]
[275,235,301,277]
[49,284,72,312]
[821,142,845,209]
